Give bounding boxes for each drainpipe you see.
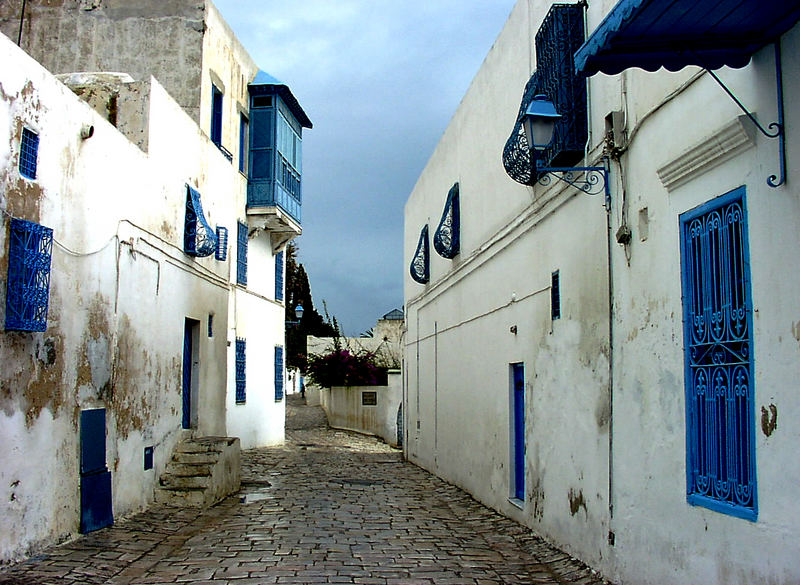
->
[17,0,27,46]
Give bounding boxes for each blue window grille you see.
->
[5,218,53,332]
[207,314,213,338]
[409,225,430,284]
[503,3,587,185]
[211,85,223,146]
[679,186,757,521]
[236,221,248,285]
[215,226,228,261]
[275,250,284,301]
[19,128,39,180]
[239,114,248,174]
[434,183,460,259]
[551,270,561,320]
[184,185,217,257]
[235,338,246,404]
[274,345,284,401]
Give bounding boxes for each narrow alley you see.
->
[0,396,606,585]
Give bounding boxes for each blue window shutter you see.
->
[275,251,284,301]
[237,221,248,286]
[211,85,223,145]
[239,114,248,173]
[680,186,757,521]
[19,128,39,180]
[235,338,246,403]
[274,346,284,401]
[5,218,53,332]
[214,226,228,261]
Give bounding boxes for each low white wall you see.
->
[321,371,402,446]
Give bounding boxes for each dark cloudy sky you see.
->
[213,0,516,335]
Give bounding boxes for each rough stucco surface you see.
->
[0,0,206,122]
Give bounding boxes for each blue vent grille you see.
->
[274,345,284,401]
[409,225,430,284]
[5,218,53,332]
[680,187,756,521]
[19,128,39,180]
[215,226,228,261]
[236,221,248,285]
[235,338,246,404]
[434,183,460,259]
[275,250,284,301]
[184,185,217,257]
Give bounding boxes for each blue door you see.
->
[182,320,193,429]
[79,409,113,533]
[512,363,525,501]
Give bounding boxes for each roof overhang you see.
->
[575,0,800,76]
[249,70,313,129]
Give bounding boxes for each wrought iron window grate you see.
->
[5,218,53,332]
[551,270,561,320]
[434,183,460,259]
[184,185,217,257]
[236,221,248,286]
[503,3,587,185]
[680,186,756,521]
[215,226,228,261]
[235,338,246,404]
[19,127,39,180]
[274,346,284,401]
[275,250,284,301]
[409,225,430,284]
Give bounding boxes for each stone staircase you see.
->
[155,436,241,507]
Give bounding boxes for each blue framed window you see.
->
[235,338,246,404]
[215,226,228,261]
[19,127,39,180]
[5,218,53,332]
[679,186,757,521]
[551,270,561,320]
[236,221,248,286]
[433,183,460,259]
[274,345,284,401]
[211,85,223,146]
[409,225,430,284]
[239,113,248,173]
[275,250,284,301]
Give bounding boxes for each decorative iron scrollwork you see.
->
[409,225,430,284]
[184,185,218,258]
[434,183,460,259]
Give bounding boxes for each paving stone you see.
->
[0,394,611,585]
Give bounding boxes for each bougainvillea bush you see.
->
[305,349,387,387]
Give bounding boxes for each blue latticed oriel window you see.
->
[19,127,39,180]
[5,218,53,332]
[679,186,757,521]
[235,338,246,404]
[274,345,284,401]
[236,221,248,286]
[275,250,284,301]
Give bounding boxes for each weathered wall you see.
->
[321,371,402,447]
[404,0,610,569]
[0,0,206,122]
[0,32,236,562]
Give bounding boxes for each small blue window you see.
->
[235,338,246,404]
[19,128,39,180]
[211,85,223,146]
[551,270,561,320]
[274,346,284,401]
[207,314,213,338]
[236,221,248,286]
[215,226,228,261]
[5,218,53,332]
[275,250,284,301]
[680,186,756,521]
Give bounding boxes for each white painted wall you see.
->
[404,1,800,583]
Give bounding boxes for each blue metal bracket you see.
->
[705,41,785,188]
[535,159,611,210]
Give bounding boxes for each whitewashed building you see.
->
[404,1,800,584]
[0,0,309,563]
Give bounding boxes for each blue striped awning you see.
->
[575,0,800,76]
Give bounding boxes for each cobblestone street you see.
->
[0,396,607,585]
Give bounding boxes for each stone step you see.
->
[172,451,220,465]
[165,462,213,477]
[159,472,211,490]
[154,486,208,507]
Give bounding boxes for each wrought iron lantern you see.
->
[520,95,611,210]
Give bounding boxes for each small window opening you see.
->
[551,270,561,320]
[19,127,39,179]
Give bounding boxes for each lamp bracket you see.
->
[703,41,785,188]
[535,162,611,210]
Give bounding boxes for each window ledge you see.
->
[508,497,524,510]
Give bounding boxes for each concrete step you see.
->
[164,462,213,477]
[155,486,208,507]
[172,451,219,465]
[159,473,210,490]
